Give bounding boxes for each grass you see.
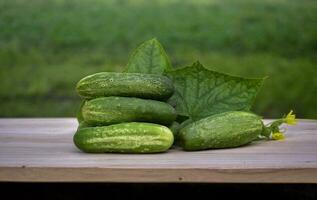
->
[0,0,316,118]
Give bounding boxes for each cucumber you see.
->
[76,101,85,123]
[168,121,180,138]
[76,72,174,100]
[73,122,174,153]
[179,119,193,130]
[78,121,90,129]
[171,119,192,144]
[82,96,176,126]
[179,111,263,151]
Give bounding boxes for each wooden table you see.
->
[0,118,316,183]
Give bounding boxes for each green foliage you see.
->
[167,62,264,121]
[125,38,172,74]
[0,0,316,118]
[124,39,264,121]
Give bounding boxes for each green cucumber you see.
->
[171,119,193,144]
[73,122,174,153]
[76,72,174,100]
[78,121,90,129]
[82,96,176,126]
[179,111,263,150]
[76,101,85,123]
[179,119,193,130]
[168,121,180,138]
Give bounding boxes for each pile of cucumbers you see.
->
[73,72,292,153]
[74,72,177,153]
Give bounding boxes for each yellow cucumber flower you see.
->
[271,132,285,140]
[284,110,297,125]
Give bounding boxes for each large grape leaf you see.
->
[167,62,264,121]
[124,38,172,74]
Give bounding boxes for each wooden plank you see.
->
[0,118,317,183]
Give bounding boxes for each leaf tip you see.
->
[193,60,202,65]
[148,37,159,44]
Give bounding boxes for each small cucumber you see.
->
[168,121,180,138]
[76,101,85,123]
[73,122,174,153]
[78,121,90,129]
[179,111,263,150]
[179,119,193,130]
[76,72,174,100]
[82,96,177,126]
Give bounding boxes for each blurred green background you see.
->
[0,0,316,118]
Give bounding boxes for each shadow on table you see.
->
[1,183,316,200]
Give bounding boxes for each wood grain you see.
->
[0,118,316,183]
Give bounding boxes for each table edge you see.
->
[1,167,317,183]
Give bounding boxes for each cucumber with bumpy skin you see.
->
[73,122,174,153]
[76,72,174,100]
[76,101,85,123]
[168,121,180,138]
[179,111,263,151]
[78,121,90,129]
[82,96,176,126]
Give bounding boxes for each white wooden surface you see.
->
[0,118,316,183]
